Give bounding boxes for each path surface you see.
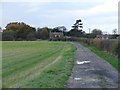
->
[66,42,119,88]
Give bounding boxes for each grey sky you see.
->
[0,0,119,34]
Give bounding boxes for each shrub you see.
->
[80,38,118,57]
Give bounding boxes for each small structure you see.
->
[0,27,2,32]
[96,34,110,40]
[49,32,64,40]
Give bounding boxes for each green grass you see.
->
[3,41,75,88]
[82,43,119,72]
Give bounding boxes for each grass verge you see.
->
[82,43,119,72]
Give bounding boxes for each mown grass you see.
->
[82,44,119,72]
[23,43,75,88]
[2,41,75,88]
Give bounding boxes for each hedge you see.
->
[79,38,119,57]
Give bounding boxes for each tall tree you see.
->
[68,19,85,37]
[40,28,49,39]
[2,30,16,41]
[57,26,67,32]
[72,19,83,30]
[36,27,49,40]
[91,29,102,38]
[113,29,117,35]
[4,22,36,40]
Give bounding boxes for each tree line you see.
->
[1,20,117,41]
[2,21,86,41]
[2,22,52,41]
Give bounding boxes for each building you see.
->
[96,34,110,40]
[0,27,2,32]
[49,32,64,39]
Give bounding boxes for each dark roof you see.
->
[96,34,110,38]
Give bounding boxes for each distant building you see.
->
[117,34,120,40]
[96,34,110,40]
[49,32,64,39]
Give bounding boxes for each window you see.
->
[55,35,57,37]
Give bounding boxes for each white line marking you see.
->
[76,61,90,64]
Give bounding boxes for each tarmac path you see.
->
[66,42,119,88]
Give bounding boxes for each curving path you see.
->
[66,42,119,88]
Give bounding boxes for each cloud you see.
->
[27,6,40,13]
[19,0,118,15]
[0,4,2,27]
[1,0,104,3]
[1,0,52,3]
[1,0,118,34]
[89,0,118,15]
[68,0,118,17]
[19,2,42,13]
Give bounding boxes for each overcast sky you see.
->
[0,0,119,34]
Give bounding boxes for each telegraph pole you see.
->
[89,28,91,34]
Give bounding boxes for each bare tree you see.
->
[113,29,117,35]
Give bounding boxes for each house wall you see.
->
[49,32,64,39]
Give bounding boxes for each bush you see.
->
[80,38,118,57]
[116,40,120,59]
[2,30,16,41]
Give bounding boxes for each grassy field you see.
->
[2,41,75,88]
